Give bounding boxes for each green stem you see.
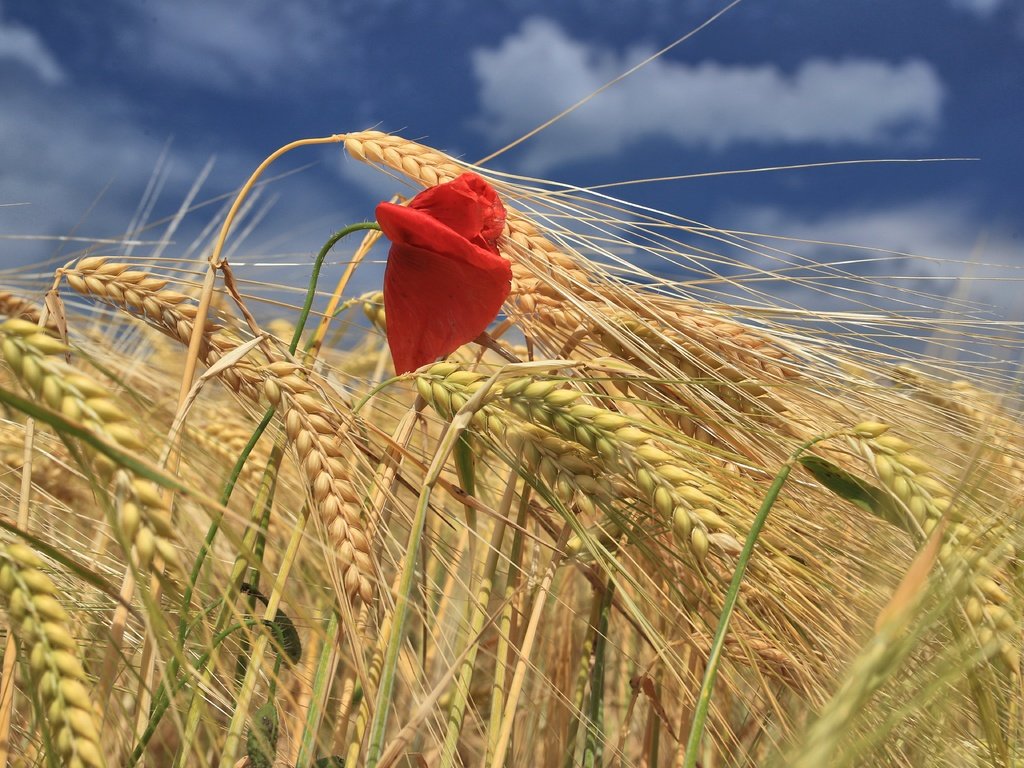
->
[177,407,275,649]
[439,469,517,767]
[364,479,433,768]
[290,222,379,355]
[218,502,313,763]
[564,591,602,768]
[295,611,341,768]
[172,222,376,765]
[682,433,838,768]
[126,619,261,766]
[582,578,615,768]
[486,488,530,766]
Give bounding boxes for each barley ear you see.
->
[0,543,107,767]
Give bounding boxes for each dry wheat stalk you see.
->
[581,297,801,430]
[0,542,106,768]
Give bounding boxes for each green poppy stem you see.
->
[290,222,380,355]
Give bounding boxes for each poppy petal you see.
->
[376,202,504,271]
[383,241,512,374]
[406,173,505,245]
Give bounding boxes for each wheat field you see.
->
[0,130,1021,767]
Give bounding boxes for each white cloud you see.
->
[717,201,1023,318]
[112,0,343,91]
[738,201,985,267]
[0,12,65,84]
[949,0,1004,17]
[0,81,361,274]
[471,18,945,173]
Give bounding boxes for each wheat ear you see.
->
[415,363,747,564]
[0,318,179,573]
[61,262,376,601]
[0,291,43,324]
[0,543,106,767]
[856,423,1019,669]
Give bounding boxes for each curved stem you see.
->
[308,225,384,359]
[290,222,379,355]
[209,135,347,271]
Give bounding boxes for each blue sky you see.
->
[1,0,1022,326]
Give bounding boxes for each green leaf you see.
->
[246,701,280,768]
[798,455,905,529]
[454,431,476,497]
[240,583,303,665]
[265,612,303,666]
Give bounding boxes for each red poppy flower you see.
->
[376,173,512,374]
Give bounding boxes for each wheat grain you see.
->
[857,428,1019,669]
[414,363,620,512]
[502,374,745,555]
[0,542,106,767]
[0,318,180,574]
[62,261,378,602]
